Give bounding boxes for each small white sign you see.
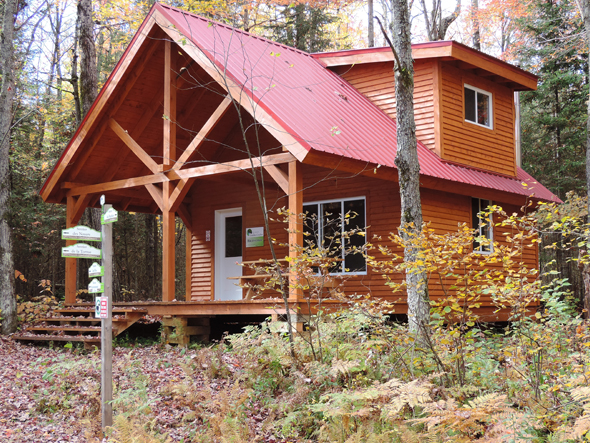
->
[88,262,104,278]
[62,225,101,242]
[99,296,109,319]
[246,227,264,248]
[62,243,102,259]
[101,208,118,224]
[88,278,104,294]
[100,195,106,207]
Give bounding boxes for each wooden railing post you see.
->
[288,161,303,301]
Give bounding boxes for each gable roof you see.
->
[40,3,559,205]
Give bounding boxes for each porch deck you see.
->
[67,298,346,317]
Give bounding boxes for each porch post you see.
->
[288,161,303,301]
[185,223,193,300]
[65,196,78,304]
[162,39,177,302]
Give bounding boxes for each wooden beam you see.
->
[72,194,93,224]
[162,180,175,301]
[65,196,78,304]
[174,95,232,169]
[163,40,176,166]
[145,183,165,212]
[108,118,160,173]
[169,178,195,213]
[41,14,159,201]
[68,42,160,182]
[177,203,193,231]
[154,9,310,162]
[120,197,132,211]
[263,164,289,194]
[288,161,303,301]
[67,152,295,196]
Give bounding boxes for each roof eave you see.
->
[314,41,537,91]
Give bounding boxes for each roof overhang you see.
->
[313,41,538,91]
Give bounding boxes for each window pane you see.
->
[344,199,366,272]
[303,204,319,249]
[477,92,490,126]
[321,201,342,273]
[464,87,476,122]
[225,216,242,258]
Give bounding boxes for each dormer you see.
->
[313,42,537,177]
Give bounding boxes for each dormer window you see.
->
[464,84,493,129]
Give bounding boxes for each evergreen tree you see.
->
[518,0,588,199]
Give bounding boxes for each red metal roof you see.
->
[156,4,558,203]
[40,3,559,204]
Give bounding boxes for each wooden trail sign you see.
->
[61,243,102,259]
[62,225,101,241]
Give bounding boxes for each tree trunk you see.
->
[583,0,590,315]
[0,0,17,334]
[391,0,430,334]
[368,0,375,47]
[78,0,97,117]
[472,0,481,50]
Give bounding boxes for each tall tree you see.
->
[519,0,587,198]
[0,0,18,334]
[381,0,430,334]
[78,0,97,117]
[419,0,461,41]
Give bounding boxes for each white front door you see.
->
[214,208,243,300]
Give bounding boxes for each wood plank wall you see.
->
[336,60,517,177]
[188,164,538,318]
[339,61,436,152]
[440,64,516,176]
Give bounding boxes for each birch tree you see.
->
[0,0,18,334]
[381,0,430,333]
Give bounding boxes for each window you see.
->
[302,197,366,274]
[472,198,492,253]
[464,84,493,128]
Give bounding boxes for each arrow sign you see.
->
[62,225,101,242]
[101,208,118,225]
[88,278,105,294]
[62,243,102,259]
[88,262,104,278]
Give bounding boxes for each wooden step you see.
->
[54,307,147,316]
[13,334,100,349]
[27,326,101,334]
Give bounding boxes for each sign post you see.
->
[100,198,115,430]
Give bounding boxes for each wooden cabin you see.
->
[39,4,559,337]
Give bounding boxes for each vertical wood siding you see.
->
[337,60,517,177]
[339,61,436,152]
[440,63,516,176]
[188,164,538,318]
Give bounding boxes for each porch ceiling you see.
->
[42,24,288,214]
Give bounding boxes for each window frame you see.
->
[302,196,367,275]
[472,198,493,254]
[464,83,494,129]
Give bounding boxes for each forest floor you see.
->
[0,336,264,443]
[3,303,590,442]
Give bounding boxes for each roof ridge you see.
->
[157,3,314,58]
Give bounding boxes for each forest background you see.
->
[1,0,587,308]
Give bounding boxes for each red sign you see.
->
[99,297,109,319]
